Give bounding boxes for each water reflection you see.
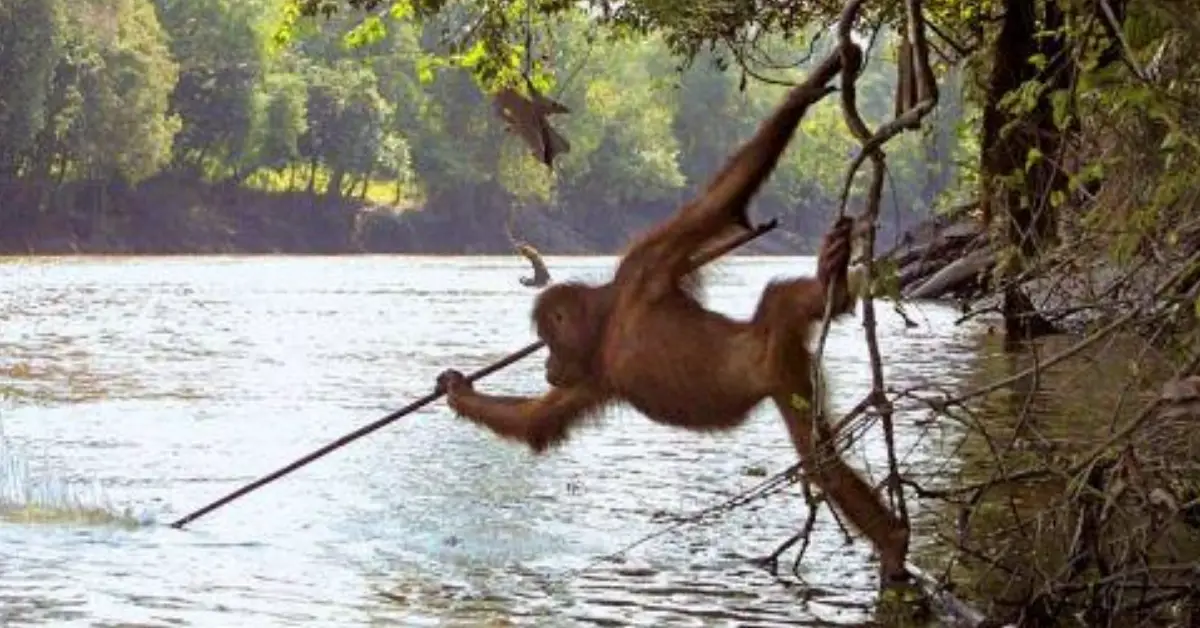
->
[1,256,987,626]
[907,330,1191,621]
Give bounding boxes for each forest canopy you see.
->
[0,0,967,253]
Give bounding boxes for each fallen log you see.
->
[904,247,995,300]
[879,217,983,266]
[900,229,985,268]
[898,258,944,291]
[894,236,988,293]
[877,214,986,296]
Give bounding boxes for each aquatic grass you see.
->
[0,421,153,528]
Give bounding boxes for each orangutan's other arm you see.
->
[437,369,606,453]
[752,217,865,329]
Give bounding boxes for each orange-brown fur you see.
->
[437,53,910,583]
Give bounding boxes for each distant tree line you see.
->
[0,0,968,252]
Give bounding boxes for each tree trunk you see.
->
[306,157,318,195]
[325,166,345,200]
[980,0,1036,240]
[980,0,1074,342]
[359,161,373,201]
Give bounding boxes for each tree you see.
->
[301,60,392,198]
[251,71,309,176]
[33,0,180,185]
[0,0,63,178]
[154,0,270,178]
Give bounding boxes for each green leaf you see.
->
[389,0,414,20]
[1050,89,1071,130]
[456,40,488,69]
[344,15,387,49]
[1025,147,1044,172]
[415,55,437,85]
[528,69,555,94]
[1079,161,1105,183]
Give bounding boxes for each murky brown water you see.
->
[0,256,989,627]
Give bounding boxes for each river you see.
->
[0,256,989,627]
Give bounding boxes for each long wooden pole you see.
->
[169,221,779,529]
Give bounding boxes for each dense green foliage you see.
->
[4,0,1193,260]
[0,0,964,252]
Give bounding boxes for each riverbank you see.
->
[0,176,821,257]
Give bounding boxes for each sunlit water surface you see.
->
[0,256,986,627]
